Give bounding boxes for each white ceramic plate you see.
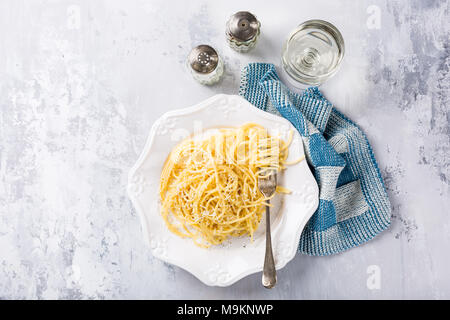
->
[127,94,319,286]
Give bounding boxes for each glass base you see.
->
[279,65,312,91]
[281,20,345,87]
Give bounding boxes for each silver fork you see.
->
[258,169,277,289]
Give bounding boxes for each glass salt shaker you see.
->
[226,11,260,53]
[188,45,224,85]
[281,20,345,87]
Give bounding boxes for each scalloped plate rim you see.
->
[127,94,319,287]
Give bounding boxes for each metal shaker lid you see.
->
[226,11,259,41]
[188,45,219,74]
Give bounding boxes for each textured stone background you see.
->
[0,0,448,299]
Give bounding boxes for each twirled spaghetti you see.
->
[159,122,303,247]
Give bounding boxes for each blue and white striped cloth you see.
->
[239,63,391,255]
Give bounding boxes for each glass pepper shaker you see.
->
[187,45,224,85]
[226,11,260,53]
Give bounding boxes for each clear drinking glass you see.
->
[281,20,345,86]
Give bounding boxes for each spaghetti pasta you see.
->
[159,122,303,247]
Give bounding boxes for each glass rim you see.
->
[282,19,345,85]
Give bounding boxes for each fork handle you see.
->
[262,200,277,288]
